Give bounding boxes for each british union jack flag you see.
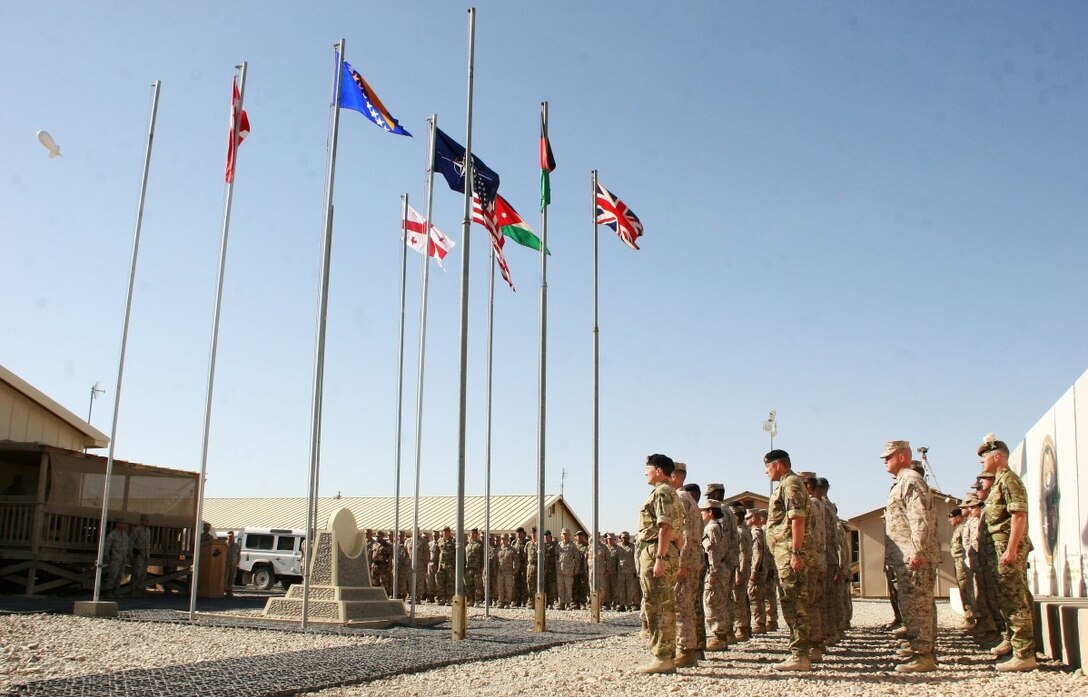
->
[595,182,643,250]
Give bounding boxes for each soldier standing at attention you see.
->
[705,483,738,645]
[949,508,973,628]
[817,477,847,642]
[496,535,517,607]
[669,463,704,668]
[882,440,939,672]
[525,528,539,605]
[614,532,638,611]
[224,530,241,597]
[800,472,829,661]
[635,453,683,674]
[746,509,769,633]
[512,527,528,607]
[573,530,590,608]
[464,528,484,606]
[702,500,730,650]
[595,533,612,609]
[764,449,813,671]
[426,531,440,602]
[370,531,393,595]
[555,528,580,609]
[978,433,1037,671]
[543,530,559,607]
[731,501,753,642]
[436,527,456,604]
[130,515,152,597]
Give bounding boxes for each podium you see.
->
[198,539,228,598]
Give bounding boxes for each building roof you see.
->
[0,364,108,449]
[202,493,587,534]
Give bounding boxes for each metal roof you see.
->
[201,494,586,534]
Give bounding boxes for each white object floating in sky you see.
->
[36,130,62,158]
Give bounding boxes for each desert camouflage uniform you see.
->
[965,514,1001,634]
[885,467,939,657]
[543,538,559,604]
[426,536,440,601]
[734,516,753,635]
[638,480,683,661]
[703,517,730,638]
[435,535,456,603]
[804,494,829,650]
[593,540,611,607]
[716,502,740,634]
[820,496,842,639]
[464,535,484,604]
[768,471,811,658]
[496,543,517,605]
[370,537,393,595]
[102,526,130,595]
[950,519,973,621]
[985,467,1035,659]
[675,489,705,651]
[556,538,581,608]
[130,523,151,595]
[748,520,769,629]
[613,540,639,609]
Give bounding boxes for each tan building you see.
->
[202,493,588,538]
[1,363,107,455]
[848,489,962,598]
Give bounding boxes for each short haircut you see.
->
[646,453,675,475]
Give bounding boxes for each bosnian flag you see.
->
[402,205,454,268]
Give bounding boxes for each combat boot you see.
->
[896,647,915,658]
[772,654,812,671]
[674,649,699,668]
[892,625,909,637]
[989,640,1012,657]
[734,628,749,642]
[895,653,937,673]
[996,654,1037,672]
[636,658,676,674]
[706,635,729,651]
[809,647,823,662]
[752,624,767,635]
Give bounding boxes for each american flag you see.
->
[595,182,643,250]
[472,195,516,290]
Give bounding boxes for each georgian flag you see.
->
[402,205,454,268]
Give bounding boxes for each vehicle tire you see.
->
[252,566,275,591]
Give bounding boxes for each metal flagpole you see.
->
[302,39,347,631]
[87,80,160,612]
[452,6,476,641]
[410,116,438,624]
[189,62,248,621]
[483,251,495,616]
[591,170,600,624]
[533,101,549,632]
[392,193,410,602]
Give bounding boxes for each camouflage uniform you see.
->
[985,467,1035,659]
[593,539,611,607]
[748,516,769,630]
[543,537,558,605]
[638,479,683,661]
[225,536,241,596]
[805,494,828,650]
[702,516,730,639]
[102,525,130,596]
[820,496,843,640]
[556,537,581,608]
[435,534,456,603]
[496,542,517,606]
[525,538,539,601]
[733,514,753,636]
[767,471,811,658]
[950,519,973,621]
[885,467,939,657]
[426,535,440,601]
[675,489,705,652]
[964,512,1001,634]
[713,499,739,634]
[574,537,590,607]
[464,534,484,605]
[370,536,393,595]
[512,534,528,605]
[412,535,429,601]
[613,538,639,609]
[130,523,151,595]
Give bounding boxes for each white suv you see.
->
[235,528,305,590]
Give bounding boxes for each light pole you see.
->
[762,410,777,498]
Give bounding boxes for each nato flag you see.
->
[433,127,500,207]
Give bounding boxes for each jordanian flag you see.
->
[495,194,549,254]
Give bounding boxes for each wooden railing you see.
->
[0,501,191,558]
[0,500,34,546]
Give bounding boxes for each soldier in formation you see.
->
[370,530,393,595]
[612,531,639,611]
[555,528,581,609]
[435,526,455,603]
[225,529,240,597]
[635,453,683,674]
[731,501,753,642]
[464,528,484,606]
[764,449,813,671]
[701,499,731,650]
[670,463,704,668]
[130,515,152,596]
[102,519,130,597]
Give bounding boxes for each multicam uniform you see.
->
[884,467,939,657]
[805,494,828,652]
[435,535,456,603]
[637,480,683,661]
[767,471,811,658]
[985,468,1035,659]
[713,500,739,635]
[465,536,484,604]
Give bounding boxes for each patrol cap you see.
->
[673,461,687,473]
[969,480,983,490]
[880,440,910,458]
[976,471,995,480]
[646,453,675,475]
[977,432,1009,456]
[698,499,720,511]
[576,530,586,537]
[799,471,817,482]
[705,483,725,500]
[962,494,981,507]
[561,527,570,535]
[764,449,790,466]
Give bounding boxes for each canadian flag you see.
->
[402,204,454,267]
[225,76,250,183]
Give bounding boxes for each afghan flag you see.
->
[495,194,549,254]
[540,109,555,210]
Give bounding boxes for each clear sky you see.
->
[2,2,1086,533]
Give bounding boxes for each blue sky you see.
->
[2,2,1086,532]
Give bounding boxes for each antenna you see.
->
[916,446,942,493]
[560,468,567,497]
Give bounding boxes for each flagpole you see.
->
[533,101,550,632]
[87,80,160,613]
[483,250,495,617]
[302,39,346,631]
[452,6,476,641]
[590,169,601,625]
[392,192,410,602]
[410,115,439,624]
[188,62,247,622]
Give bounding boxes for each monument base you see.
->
[73,600,118,618]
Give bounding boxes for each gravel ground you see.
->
[2,599,1085,696]
[309,600,1088,697]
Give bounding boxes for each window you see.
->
[245,534,274,550]
[276,536,297,552]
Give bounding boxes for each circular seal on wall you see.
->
[1039,436,1059,566]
